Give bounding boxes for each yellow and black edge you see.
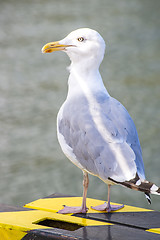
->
[0,193,160,240]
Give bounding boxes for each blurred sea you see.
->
[0,0,159,211]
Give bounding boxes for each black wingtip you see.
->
[145,193,151,204]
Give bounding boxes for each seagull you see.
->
[42,28,160,214]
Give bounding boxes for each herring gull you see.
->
[42,28,160,214]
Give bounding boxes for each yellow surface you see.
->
[146,228,160,234]
[0,196,157,240]
[0,198,113,240]
[24,196,153,213]
[0,228,26,240]
[0,209,111,229]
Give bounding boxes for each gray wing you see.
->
[57,92,145,183]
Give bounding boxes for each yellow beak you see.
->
[42,41,73,53]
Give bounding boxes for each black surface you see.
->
[0,204,32,212]
[22,225,160,240]
[36,219,83,231]
[45,193,77,198]
[74,211,160,229]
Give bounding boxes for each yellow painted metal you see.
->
[0,200,112,240]
[0,209,112,229]
[24,197,153,214]
[0,228,26,240]
[0,196,157,240]
[0,210,53,240]
[146,228,160,234]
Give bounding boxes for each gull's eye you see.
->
[77,37,85,42]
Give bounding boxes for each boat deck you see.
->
[0,193,160,239]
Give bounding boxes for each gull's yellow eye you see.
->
[77,37,85,42]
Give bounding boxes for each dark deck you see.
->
[0,193,159,240]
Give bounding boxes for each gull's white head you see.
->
[42,28,106,69]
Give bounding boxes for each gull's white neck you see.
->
[67,62,109,99]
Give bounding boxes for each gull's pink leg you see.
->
[58,171,89,214]
[91,184,124,212]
